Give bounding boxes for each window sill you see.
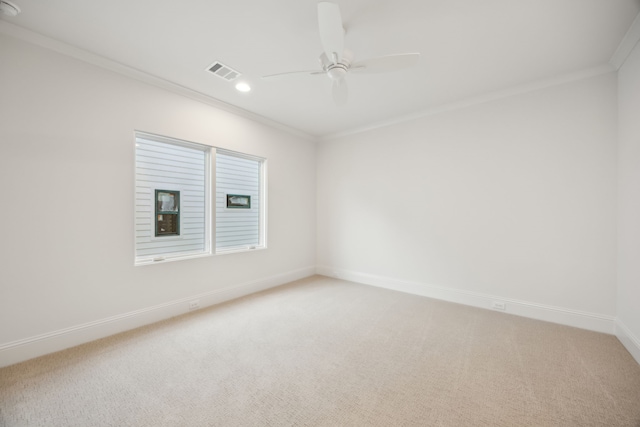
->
[215,246,267,256]
[134,246,267,265]
[135,251,212,266]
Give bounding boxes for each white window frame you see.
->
[134,132,212,265]
[134,133,267,265]
[214,148,268,255]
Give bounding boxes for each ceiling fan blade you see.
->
[262,70,326,80]
[319,52,332,68]
[318,2,344,64]
[350,53,420,74]
[332,78,348,106]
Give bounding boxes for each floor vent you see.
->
[206,61,241,81]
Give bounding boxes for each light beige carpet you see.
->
[1,275,639,426]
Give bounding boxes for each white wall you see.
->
[0,28,634,367]
[317,72,618,330]
[617,39,640,363]
[0,34,316,366]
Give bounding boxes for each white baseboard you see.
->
[0,266,315,368]
[316,266,615,335]
[615,319,640,365]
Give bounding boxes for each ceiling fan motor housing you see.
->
[327,64,348,80]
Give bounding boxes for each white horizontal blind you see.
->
[135,135,209,262]
[216,151,262,251]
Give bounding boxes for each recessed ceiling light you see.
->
[235,82,251,93]
[0,0,21,16]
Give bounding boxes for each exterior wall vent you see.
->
[206,61,241,81]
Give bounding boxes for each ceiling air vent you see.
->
[206,61,241,81]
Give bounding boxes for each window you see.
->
[134,133,266,264]
[215,150,266,253]
[155,190,180,236]
[135,133,210,264]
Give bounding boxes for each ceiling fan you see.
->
[262,2,420,106]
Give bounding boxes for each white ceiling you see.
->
[2,0,639,137]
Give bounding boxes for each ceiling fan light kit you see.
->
[262,1,420,106]
[0,0,21,17]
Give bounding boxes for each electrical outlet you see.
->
[188,300,200,311]
[491,301,506,311]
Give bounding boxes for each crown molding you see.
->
[2,15,631,144]
[0,21,317,143]
[610,12,640,70]
[321,64,615,141]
